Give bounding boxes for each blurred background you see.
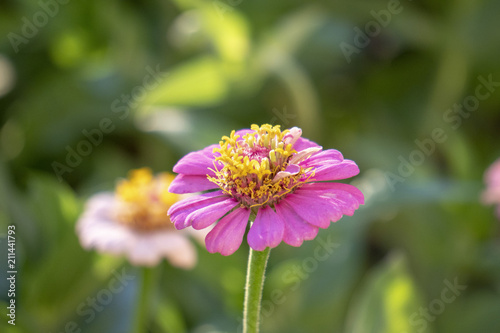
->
[1,0,500,332]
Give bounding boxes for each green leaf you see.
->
[143,56,228,107]
[26,172,82,247]
[346,252,425,333]
[172,0,250,64]
[23,173,99,328]
[154,299,187,333]
[437,292,500,333]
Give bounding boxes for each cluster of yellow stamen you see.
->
[114,168,178,231]
[208,124,309,208]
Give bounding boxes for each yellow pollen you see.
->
[269,150,276,163]
[114,168,178,230]
[208,124,307,208]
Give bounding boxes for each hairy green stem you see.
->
[243,246,271,333]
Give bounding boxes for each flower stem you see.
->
[133,267,154,333]
[243,246,271,333]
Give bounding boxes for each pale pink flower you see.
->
[77,168,205,268]
[482,158,500,218]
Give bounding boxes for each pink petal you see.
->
[173,144,220,176]
[483,188,500,205]
[186,198,239,230]
[81,193,116,217]
[311,159,360,181]
[158,233,198,269]
[168,174,218,194]
[299,149,344,168]
[168,191,227,229]
[273,164,301,182]
[234,129,254,138]
[168,191,224,215]
[205,207,251,256]
[289,147,322,164]
[76,193,136,253]
[293,183,363,218]
[299,182,365,208]
[185,225,211,244]
[127,236,161,267]
[275,201,319,247]
[293,136,320,152]
[78,216,135,254]
[284,192,343,228]
[247,206,284,251]
[283,127,302,146]
[485,158,500,186]
[128,230,199,268]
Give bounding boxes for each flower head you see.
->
[168,124,364,256]
[482,158,500,218]
[77,168,203,268]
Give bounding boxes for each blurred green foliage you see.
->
[1,0,500,332]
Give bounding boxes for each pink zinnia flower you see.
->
[482,158,500,218]
[77,168,204,268]
[167,124,364,256]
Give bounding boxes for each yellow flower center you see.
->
[208,124,312,208]
[113,168,178,230]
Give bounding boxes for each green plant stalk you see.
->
[133,267,154,333]
[243,246,271,333]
